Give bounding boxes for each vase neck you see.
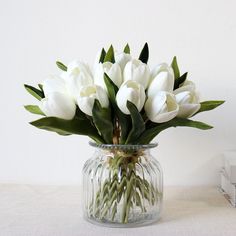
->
[89,142,157,154]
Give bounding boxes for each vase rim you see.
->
[89,142,158,150]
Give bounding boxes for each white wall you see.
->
[0,0,235,186]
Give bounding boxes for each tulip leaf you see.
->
[24,105,45,116]
[38,84,44,91]
[174,72,188,89]
[137,117,213,144]
[56,61,67,71]
[99,48,106,63]
[195,101,225,115]
[171,56,180,79]
[125,101,145,144]
[24,84,44,100]
[123,44,130,54]
[30,116,104,143]
[104,45,115,63]
[92,100,113,144]
[139,42,149,64]
[104,73,118,104]
[104,73,131,144]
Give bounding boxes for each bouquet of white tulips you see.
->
[24,43,224,225]
[24,43,224,144]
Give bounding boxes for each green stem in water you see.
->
[89,151,160,224]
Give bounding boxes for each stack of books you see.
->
[220,151,236,207]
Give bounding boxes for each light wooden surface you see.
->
[0,184,236,236]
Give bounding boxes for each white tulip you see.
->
[147,71,175,98]
[42,75,67,96]
[145,91,179,123]
[64,60,93,101]
[174,81,200,118]
[40,92,76,120]
[150,63,174,83]
[67,60,92,77]
[123,59,150,89]
[116,80,146,114]
[94,62,122,89]
[115,52,132,70]
[77,85,109,116]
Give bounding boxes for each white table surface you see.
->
[0,184,236,236]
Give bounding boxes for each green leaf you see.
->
[174,72,188,89]
[30,116,104,143]
[104,73,118,104]
[56,61,67,71]
[24,105,45,116]
[104,73,131,143]
[99,48,106,63]
[125,101,145,144]
[137,117,213,144]
[92,100,113,144]
[104,45,115,63]
[123,43,130,54]
[171,56,180,79]
[24,84,44,100]
[139,42,149,64]
[195,101,225,115]
[38,84,43,91]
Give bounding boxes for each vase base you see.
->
[84,214,161,228]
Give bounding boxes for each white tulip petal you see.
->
[174,82,200,118]
[175,91,191,105]
[67,60,92,77]
[115,52,132,70]
[116,80,146,114]
[153,109,179,123]
[96,85,109,108]
[150,63,174,85]
[77,85,109,116]
[145,91,179,123]
[116,88,131,114]
[151,92,167,115]
[148,71,174,97]
[66,72,93,101]
[62,61,94,101]
[43,75,67,96]
[123,59,150,89]
[177,104,201,118]
[94,62,122,89]
[77,96,95,116]
[40,92,76,120]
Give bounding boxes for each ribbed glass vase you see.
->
[82,142,163,227]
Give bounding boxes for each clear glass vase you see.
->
[82,142,163,227]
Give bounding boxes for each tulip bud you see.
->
[150,63,174,83]
[147,71,174,98]
[115,52,132,70]
[77,85,109,116]
[94,62,122,89]
[123,59,150,89]
[42,75,67,96]
[145,91,179,123]
[40,92,76,120]
[174,81,200,118]
[64,60,93,101]
[116,80,146,114]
